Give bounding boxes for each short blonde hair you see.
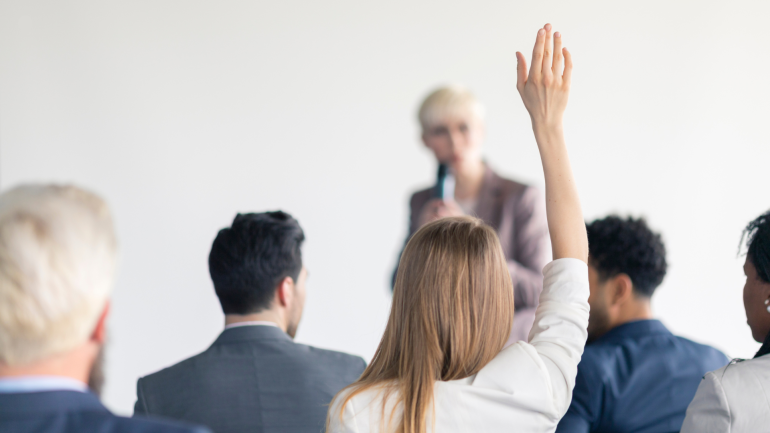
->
[417,85,486,131]
[0,185,117,365]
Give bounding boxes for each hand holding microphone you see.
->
[417,163,465,228]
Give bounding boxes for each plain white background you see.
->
[1,0,769,415]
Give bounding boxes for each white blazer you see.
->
[328,259,589,433]
[681,354,770,433]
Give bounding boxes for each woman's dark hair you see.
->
[208,211,304,315]
[586,215,667,297]
[741,210,770,283]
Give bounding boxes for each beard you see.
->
[286,303,304,339]
[586,304,612,344]
[88,345,106,398]
[286,315,301,339]
[286,322,297,339]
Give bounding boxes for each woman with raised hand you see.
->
[681,210,770,432]
[327,24,589,433]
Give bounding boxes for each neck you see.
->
[755,330,770,358]
[614,299,654,327]
[225,311,286,332]
[0,344,93,385]
[453,159,485,201]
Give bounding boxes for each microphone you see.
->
[434,164,455,200]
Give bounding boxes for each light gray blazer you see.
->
[134,325,366,433]
[681,354,770,433]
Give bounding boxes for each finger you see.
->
[562,47,573,86]
[516,51,528,93]
[529,27,546,80]
[552,31,563,78]
[542,23,553,77]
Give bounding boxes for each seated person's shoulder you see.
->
[120,416,210,433]
[674,335,729,366]
[577,343,619,380]
[138,350,207,384]
[76,411,211,433]
[713,355,770,383]
[298,343,367,372]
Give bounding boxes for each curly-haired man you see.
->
[556,216,729,433]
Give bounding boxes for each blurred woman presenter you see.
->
[681,210,770,432]
[396,85,549,343]
[332,24,588,433]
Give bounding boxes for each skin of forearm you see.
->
[533,127,588,263]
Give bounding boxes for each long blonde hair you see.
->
[330,216,514,433]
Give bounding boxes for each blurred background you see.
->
[2,0,769,415]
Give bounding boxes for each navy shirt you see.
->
[556,320,729,433]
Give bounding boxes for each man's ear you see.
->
[609,274,634,307]
[90,301,110,344]
[276,276,295,308]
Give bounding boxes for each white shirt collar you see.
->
[224,320,280,330]
[0,376,88,394]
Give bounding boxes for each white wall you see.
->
[1,0,769,415]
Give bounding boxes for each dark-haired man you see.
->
[556,216,729,433]
[134,211,366,433]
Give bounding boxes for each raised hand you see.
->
[516,23,572,133]
[515,24,587,263]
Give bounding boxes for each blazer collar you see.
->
[212,324,292,346]
[0,390,107,416]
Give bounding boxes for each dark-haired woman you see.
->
[681,210,770,432]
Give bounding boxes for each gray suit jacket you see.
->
[134,325,366,433]
[400,165,549,342]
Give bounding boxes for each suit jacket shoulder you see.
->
[0,391,209,433]
[135,326,366,433]
[301,343,367,373]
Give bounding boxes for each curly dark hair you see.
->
[587,215,667,297]
[741,210,770,283]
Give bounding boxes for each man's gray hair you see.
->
[0,185,117,365]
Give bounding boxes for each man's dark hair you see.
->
[742,210,770,283]
[587,215,667,297]
[208,211,304,315]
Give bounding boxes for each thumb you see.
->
[516,51,528,93]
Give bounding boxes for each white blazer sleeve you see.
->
[527,258,590,415]
[328,390,360,433]
[681,371,731,433]
[471,258,589,418]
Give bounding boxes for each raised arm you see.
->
[516,24,587,263]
